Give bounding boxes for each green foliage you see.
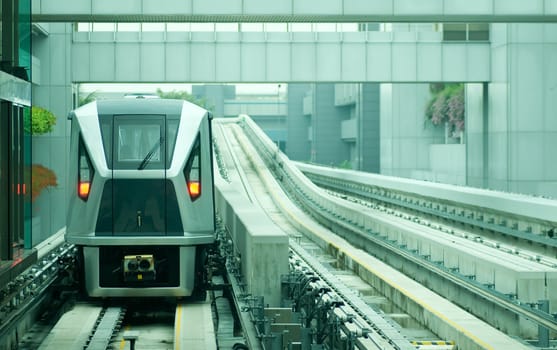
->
[79,90,97,106]
[24,106,57,135]
[425,83,465,132]
[155,88,212,110]
[338,160,352,169]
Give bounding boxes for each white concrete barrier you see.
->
[214,178,289,307]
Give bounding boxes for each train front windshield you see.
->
[95,114,183,236]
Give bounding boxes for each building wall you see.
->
[286,83,311,161]
[360,83,380,173]
[380,83,445,178]
[311,84,350,167]
[465,83,487,188]
[488,23,557,197]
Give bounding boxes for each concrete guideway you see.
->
[216,116,531,350]
[33,0,557,23]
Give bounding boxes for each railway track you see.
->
[296,165,557,333]
[215,119,459,349]
[219,115,545,348]
[298,163,557,255]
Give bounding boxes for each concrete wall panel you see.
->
[417,44,442,82]
[445,0,492,14]
[115,44,140,81]
[393,44,417,82]
[543,134,557,179]
[266,44,291,81]
[341,43,366,81]
[394,0,441,15]
[193,0,242,14]
[367,44,392,81]
[71,39,490,83]
[166,44,191,81]
[467,45,491,82]
[547,0,557,14]
[243,0,291,14]
[291,44,315,82]
[92,0,141,14]
[241,44,266,81]
[34,0,557,22]
[344,0,393,14]
[442,45,467,82]
[215,44,241,82]
[89,43,115,81]
[190,44,216,82]
[512,133,544,181]
[316,44,341,81]
[142,0,191,13]
[494,0,543,15]
[293,0,342,14]
[140,43,165,81]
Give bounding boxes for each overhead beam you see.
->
[32,0,557,23]
[71,31,491,83]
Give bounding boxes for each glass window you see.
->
[118,123,162,163]
[100,115,179,169]
[117,23,140,32]
[76,22,92,32]
[215,23,238,32]
[142,23,165,32]
[167,23,189,32]
[241,23,263,32]
[443,23,467,41]
[264,23,287,32]
[93,23,116,32]
[290,23,312,32]
[468,23,490,41]
[314,23,337,32]
[190,23,214,32]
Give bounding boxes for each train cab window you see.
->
[99,115,179,170]
[118,124,161,162]
[99,114,179,170]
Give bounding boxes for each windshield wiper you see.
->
[138,137,164,170]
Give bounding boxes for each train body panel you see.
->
[66,98,215,297]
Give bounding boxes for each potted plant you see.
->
[25,106,57,135]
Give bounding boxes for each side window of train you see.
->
[184,135,201,201]
[99,116,113,167]
[166,119,179,168]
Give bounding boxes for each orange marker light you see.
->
[188,181,200,199]
[78,181,91,199]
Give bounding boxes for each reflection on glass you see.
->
[118,124,161,162]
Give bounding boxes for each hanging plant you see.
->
[425,83,465,132]
[24,106,57,135]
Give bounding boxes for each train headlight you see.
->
[123,254,156,282]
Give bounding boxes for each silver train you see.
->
[66,98,215,298]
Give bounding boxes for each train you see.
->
[66,98,215,298]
